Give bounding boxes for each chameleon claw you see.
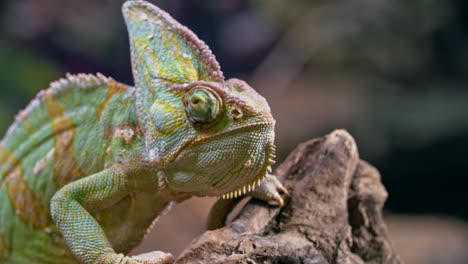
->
[278,184,289,196]
[278,197,284,207]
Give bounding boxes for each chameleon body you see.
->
[0,1,286,263]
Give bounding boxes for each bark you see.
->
[176,129,402,264]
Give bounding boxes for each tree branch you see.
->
[175,129,402,264]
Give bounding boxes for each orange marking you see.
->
[5,165,50,229]
[0,146,18,181]
[44,89,66,118]
[53,129,82,187]
[0,145,8,165]
[108,79,127,94]
[52,116,74,135]
[0,233,8,261]
[43,88,83,187]
[95,79,127,119]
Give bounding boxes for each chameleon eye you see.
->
[184,87,222,125]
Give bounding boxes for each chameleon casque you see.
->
[0,0,287,263]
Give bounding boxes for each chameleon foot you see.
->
[98,252,174,264]
[250,174,288,206]
[132,251,175,264]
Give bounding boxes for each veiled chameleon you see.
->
[0,1,287,263]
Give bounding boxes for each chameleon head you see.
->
[162,79,276,197]
[122,0,276,197]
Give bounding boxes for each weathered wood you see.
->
[175,130,402,264]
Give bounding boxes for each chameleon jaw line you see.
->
[165,121,274,163]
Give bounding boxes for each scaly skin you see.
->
[0,1,287,263]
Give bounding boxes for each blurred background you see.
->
[1,0,467,263]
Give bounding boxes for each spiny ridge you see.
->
[220,142,276,200]
[5,73,112,140]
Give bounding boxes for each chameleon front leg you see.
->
[50,165,173,264]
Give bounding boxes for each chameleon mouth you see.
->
[219,141,276,199]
